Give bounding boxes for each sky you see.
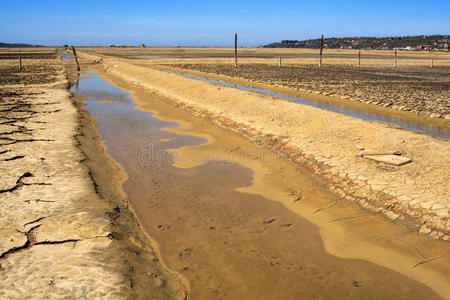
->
[1,0,449,47]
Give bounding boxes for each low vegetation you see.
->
[265,35,449,50]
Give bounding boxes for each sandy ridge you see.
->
[170,63,450,120]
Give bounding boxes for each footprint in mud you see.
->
[181,265,190,271]
[179,248,193,259]
[206,276,224,295]
[353,280,362,287]
[270,256,282,267]
[156,224,171,230]
[262,217,277,225]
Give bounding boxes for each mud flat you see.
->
[78,54,449,239]
[0,51,182,298]
[71,53,450,298]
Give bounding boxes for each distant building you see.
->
[394,46,411,51]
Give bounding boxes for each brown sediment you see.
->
[78,61,450,299]
[0,51,181,299]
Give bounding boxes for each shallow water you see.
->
[60,50,74,60]
[72,70,441,299]
[165,70,449,140]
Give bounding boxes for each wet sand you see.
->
[75,67,450,299]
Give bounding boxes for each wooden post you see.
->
[71,46,80,71]
[319,34,324,67]
[19,50,23,71]
[430,58,434,68]
[394,50,397,68]
[279,56,281,67]
[234,33,238,68]
[357,51,361,68]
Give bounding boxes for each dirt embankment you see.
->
[171,64,450,119]
[0,52,183,298]
[76,53,449,242]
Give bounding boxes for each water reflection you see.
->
[60,50,74,60]
[166,71,449,140]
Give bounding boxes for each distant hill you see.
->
[0,42,42,48]
[264,35,449,50]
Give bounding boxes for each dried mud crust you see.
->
[173,64,450,118]
[0,52,57,60]
[0,65,60,85]
[0,62,182,298]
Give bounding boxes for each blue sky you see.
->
[1,0,449,46]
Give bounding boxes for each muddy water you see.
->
[61,50,74,60]
[72,71,442,299]
[165,71,450,140]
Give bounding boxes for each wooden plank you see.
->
[362,154,412,166]
[359,150,401,156]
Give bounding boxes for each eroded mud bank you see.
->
[0,55,182,298]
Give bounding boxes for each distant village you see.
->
[264,35,449,51]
